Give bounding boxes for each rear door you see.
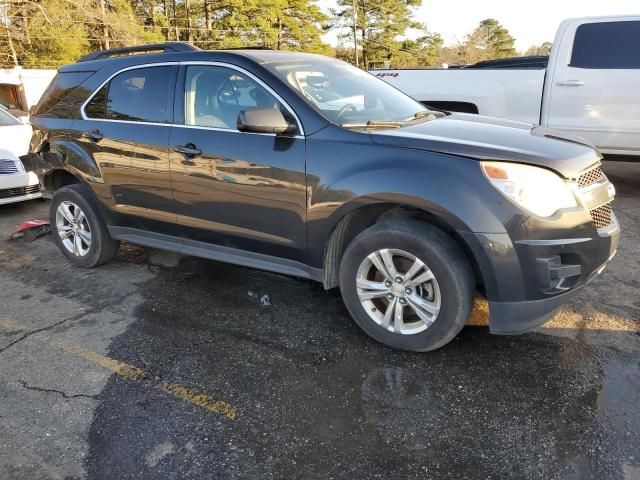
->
[544,18,640,155]
[74,64,179,229]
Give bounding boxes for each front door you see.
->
[169,64,307,262]
[545,19,640,155]
[74,64,178,229]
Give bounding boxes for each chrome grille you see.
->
[0,159,19,175]
[590,203,613,229]
[577,166,604,189]
[0,184,40,199]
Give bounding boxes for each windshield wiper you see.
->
[342,111,446,129]
[411,110,446,120]
[413,110,431,118]
[341,120,405,129]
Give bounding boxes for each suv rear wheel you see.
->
[339,220,474,351]
[50,184,120,268]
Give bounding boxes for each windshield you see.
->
[263,57,433,127]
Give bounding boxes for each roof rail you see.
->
[225,46,274,50]
[76,42,200,63]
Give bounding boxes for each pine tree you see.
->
[0,0,329,68]
[477,18,516,60]
[451,18,516,65]
[333,0,426,69]
[206,0,329,52]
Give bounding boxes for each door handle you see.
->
[555,79,585,87]
[83,129,103,142]
[174,144,202,157]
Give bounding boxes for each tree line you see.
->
[0,0,550,69]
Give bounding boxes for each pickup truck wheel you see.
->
[50,184,120,268]
[339,220,474,352]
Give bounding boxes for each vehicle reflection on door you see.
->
[168,129,307,262]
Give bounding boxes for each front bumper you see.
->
[487,256,613,334]
[461,208,620,334]
[0,171,42,205]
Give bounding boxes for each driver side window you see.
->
[184,65,289,130]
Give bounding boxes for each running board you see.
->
[108,226,323,282]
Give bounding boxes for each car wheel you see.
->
[339,220,474,352]
[50,184,120,268]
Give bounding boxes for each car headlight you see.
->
[481,161,577,217]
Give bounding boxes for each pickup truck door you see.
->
[544,19,640,156]
[169,63,307,265]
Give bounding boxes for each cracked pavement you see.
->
[18,380,99,400]
[0,161,639,479]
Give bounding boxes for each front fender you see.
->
[306,130,528,269]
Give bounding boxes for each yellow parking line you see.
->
[0,318,28,332]
[159,380,237,419]
[46,336,147,381]
[0,318,236,419]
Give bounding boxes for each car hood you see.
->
[369,113,600,178]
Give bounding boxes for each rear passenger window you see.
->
[84,66,174,122]
[571,21,640,69]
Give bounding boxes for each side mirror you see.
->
[237,108,295,135]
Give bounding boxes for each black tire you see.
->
[49,183,120,268]
[339,220,474,352]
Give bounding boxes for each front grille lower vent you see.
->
[0,160,19,175]
[590,203,613,230]
[577,166,605,189]
[0,184,40,199]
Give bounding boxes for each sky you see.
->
[319,0,640,51]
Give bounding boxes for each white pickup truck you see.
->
[372,16,640,158]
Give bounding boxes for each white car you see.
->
[0,149,41,205]
[0,109,41,205]
[0,107,32,155]
[372,15,640,159]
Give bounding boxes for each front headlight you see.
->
[481,161,577,217]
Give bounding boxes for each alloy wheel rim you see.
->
[55,201,92,257]
[356,248,441,335]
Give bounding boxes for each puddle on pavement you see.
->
[84,255,640,479]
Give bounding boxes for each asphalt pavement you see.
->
[0,161,639,480]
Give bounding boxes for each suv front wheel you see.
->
[50,184,120,268]
[339,220,474,352]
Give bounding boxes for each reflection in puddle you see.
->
[361,367,431,449]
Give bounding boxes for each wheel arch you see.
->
[43,168,82,192]
[24,137,104,196]
[320,197,486,296]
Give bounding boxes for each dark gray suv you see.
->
[24,43,619,351]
